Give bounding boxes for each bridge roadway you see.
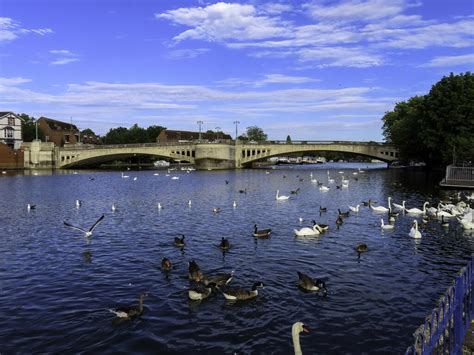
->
[55,140,399,170]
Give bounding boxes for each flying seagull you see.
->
[64,215,105,237]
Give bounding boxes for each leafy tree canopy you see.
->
[103,124,166,144]
[245,126,268,141]
[382,72,474,167]
[17,113,45,142]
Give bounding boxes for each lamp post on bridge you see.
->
[197,120,203,142]
[233,121,240,144]
[215,126,221,141]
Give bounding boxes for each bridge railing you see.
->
[445,165,474,183]
[60,142,196,150]
[405,257,473,355]
[240,140,392,146]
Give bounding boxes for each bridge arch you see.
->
[237,142,398,167]
[58,144,195,168]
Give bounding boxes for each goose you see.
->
[440,216,449,228]
[188,283,216,301]
[409,220,422,239]
[405,202,429,215]
[276,190,290,200]
[110,293,147,319]
[336,216,343,227]
[253,224,271,238]
[157,202,163,210]
[212,207,221,213]
[392,200,405,211]
[381,218,394,230]
[203,272,233,287]
[232,201,237,208]
[27,203,36,211]
[294,225,321,236]
[311,220,329,231]
[239,188,247,194]
[348,204,360,212]
[319,185,330,192]
[355,243,368,253]
[338,208,350,217]
[297,271,327,294]
[319,206,327,213]
[219,237,230,250]
[188,260,203,282]
[75,199,82,208]
[362,199,373,206]
[222,281,264,301]
[292,322,310,355]
[290,188,300,195]
[370,197,391,213]
[63,215,105,237]
[88,177,95,181]
[161,257,172,271]
[174,234,185,247]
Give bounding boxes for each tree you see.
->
[245,126,267,141]
[286,135,292,144]
[147,125,166,142]
[18,113,45,142]
[382,72,474,167]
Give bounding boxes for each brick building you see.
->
[0,142,24,169]
[157,129,232,143]
[37,117,80,146]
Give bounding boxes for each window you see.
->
[65,134,70,143]
[8,117,14,126]
[4,128,13,138]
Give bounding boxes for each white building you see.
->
[0,112,23,149]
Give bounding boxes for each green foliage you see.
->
[18,113,45,142]
[245,126,267,141]
[103,124,166,144]
[382,72,474,166]
[286,135,292,143]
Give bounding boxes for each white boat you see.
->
[154,160,170,168]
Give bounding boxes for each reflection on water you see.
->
[0,163,472,353]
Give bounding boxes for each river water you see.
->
[1,163,472,354]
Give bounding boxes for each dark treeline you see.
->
[102,124,166,144]
[382,72,474,167]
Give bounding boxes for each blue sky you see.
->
[1,0,473,140]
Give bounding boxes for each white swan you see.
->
[409,220,422,239]
[121,172,129,178]
[381,218,394,230]
[276,190,290,200]
[392,200,405,211]
[292,322,310,355]
[405,202,429,215]
[349,204,360,212]
[319,185,330,192]
[232,201,237,208]
[294,225,321,236]
[157,202,163,210]
[341,181,349,188]
[370,197,391,213]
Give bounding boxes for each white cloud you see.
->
[216,74,318,87]
[423,53,474,67]
[49,49,80,65]
[156,2,290,42]
[0,77,32,85]
[166,48,210,59]
[259,3,293,15]
[297,46,384,67]
[50,58,80,65]
[0,17,52,42]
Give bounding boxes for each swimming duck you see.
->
[202,272,233,287]
[109,293,147,319]
[161,257,172,271]
[27,203,36,210]
[219,237,231,250]
[188,260,203,282]
[253,224,271,238]
[355,243,368,253]
[188,283,216,301]
[174,234,185,247]
[311,220,328,231]
[297,271,327,295]
[212,207,221,213]
[222,281,264,301]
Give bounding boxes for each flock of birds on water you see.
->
[23,167,474,354]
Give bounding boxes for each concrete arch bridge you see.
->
[55,141,398,169]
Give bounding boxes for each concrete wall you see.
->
[22,141,56,169]
[194,143,236,170]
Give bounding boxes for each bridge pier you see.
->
[194,144,237,170]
